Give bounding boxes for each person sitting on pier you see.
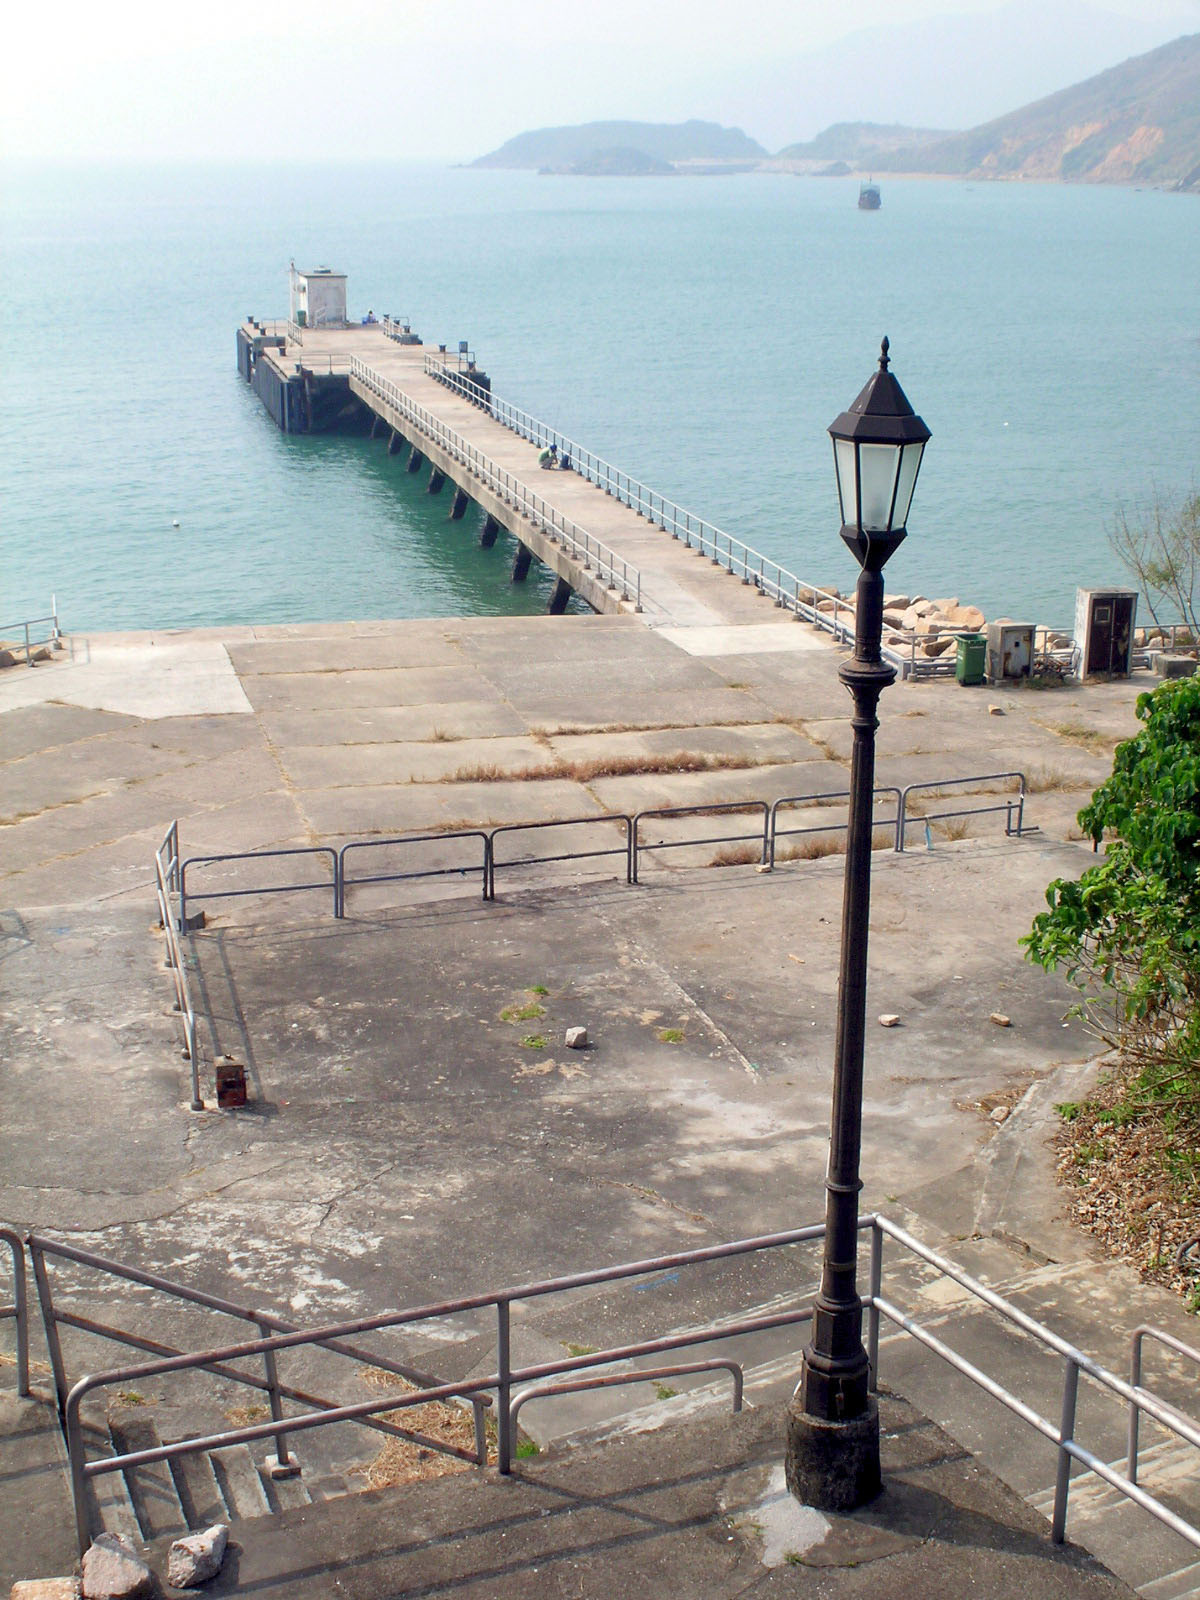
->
[538,443,559,469]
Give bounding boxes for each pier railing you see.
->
[423,357,885,661]
[351,358,641,611]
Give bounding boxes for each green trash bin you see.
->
[955,632,987,686]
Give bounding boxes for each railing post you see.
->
[259,1319,293,1474]
[1051,1356,1081,1544]
[65,1390,93,1556]
[29,1241,70,1422]
[867,1220,883,1391]
[896,788,908,854]
[497,1299,513,1474]
[1128,1331,1144,1485]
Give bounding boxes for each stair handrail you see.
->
[0,1227,29,1396]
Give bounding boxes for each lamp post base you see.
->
[784,1394,881,1512]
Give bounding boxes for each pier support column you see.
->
[407,446,424,473]
[480,514,500,549]
[387,429,404,456]
[548,577,573,614]
[428,467,446,494]
[449,487,470,521]
[369,415,381,440]
[511,544,532,583]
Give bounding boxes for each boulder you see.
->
[914,617,949,636]
[878,1014,901,1028]
[81,1534,153,1600]
[11,1581,81,1599]
[881,609,908,629]
[921,636,955,658]
[564,1026,589,1050]
[990,1013,1012,1028]
[931,597,960,613]
[167,1525,229,1590]
[882,594,910,611]
[944,605,986,631]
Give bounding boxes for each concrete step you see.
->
[107,1411,189,1541]
[1139,1559,1200,1599]
[170,1445,228,1529]
[0,1391,79,1592]
[80,1419,141,1547]
[210,1444,273,1521]
[259,1462,314,1514]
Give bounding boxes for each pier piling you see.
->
[480,514,500,549]
[428,467,446,494]
[449,487,470,521]
[511,544,532,583]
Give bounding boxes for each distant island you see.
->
[472,119,766,172]
[470,33,1199,192]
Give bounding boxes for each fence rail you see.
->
[169,770,1029,933]
[21,1210,1199,1560]
[1,602,60,666]
[351,358,641,611]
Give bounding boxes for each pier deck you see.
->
[251,323,815,633]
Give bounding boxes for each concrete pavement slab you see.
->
[277,735,559,790]
[239,666,508,712]
[0,640,252,718]
[257,701,530,746]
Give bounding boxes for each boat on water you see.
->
[858,180,881,210]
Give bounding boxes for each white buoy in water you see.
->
[172,519,181,528]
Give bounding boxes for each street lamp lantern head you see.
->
[829,338,931,570]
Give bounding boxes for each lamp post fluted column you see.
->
[786,340,930,1511]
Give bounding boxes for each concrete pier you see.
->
[239,320,804,631]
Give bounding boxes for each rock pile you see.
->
[881,595,987,660]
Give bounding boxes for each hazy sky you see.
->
[3,0,1197,163]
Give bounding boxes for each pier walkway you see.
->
[249,321,831,639]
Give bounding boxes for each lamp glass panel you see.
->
[858,443,902,531]
[833,438,858,525]
[892,441,925,529]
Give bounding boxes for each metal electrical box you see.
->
[986,620,1034,681]
[1075,589,1137,678]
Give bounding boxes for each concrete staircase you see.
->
[82,1408,352,1546]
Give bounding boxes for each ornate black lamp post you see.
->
[786,338,930,1510]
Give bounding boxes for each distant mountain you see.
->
[876,33,1200,190]
[472,120,766,170]
[775,122,952,164]
[697,0,1199,152]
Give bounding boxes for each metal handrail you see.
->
[1,602,60,666]
[30,1205,1200,1560]
[0,1228,29,1397]
[631,801,770,883]
[869,1215,1200,1552]
[898,772,1026,852]
[53,1221,825,1553]
[769,786,903,865]
[339,832,490,917]
[157,777,1029,935]
[488,815,633,900]
[351,358,641,611]
[1127,1325,1200,1485]
[510,1358,744,1434]
[155,852,200,1108]
[180,846,338,925]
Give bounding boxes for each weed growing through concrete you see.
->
[1024,766,1082,793]
[653,1383,679,1400]
[658,1028,685,1044]
[1040,719,1114,753]
[500,1001,546,1023]
[112,1391,147,1408]
[440,751,775,786]
[563,1343,598,1358]
[521,1034,547,1050]
[356,1368,488,1487]
[224,1403,270,1426]
[707,845,763,867]
[516,1438,540,1458]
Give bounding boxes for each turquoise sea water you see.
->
[2,164,1197,632]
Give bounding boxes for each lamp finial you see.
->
[878,337,890,371]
